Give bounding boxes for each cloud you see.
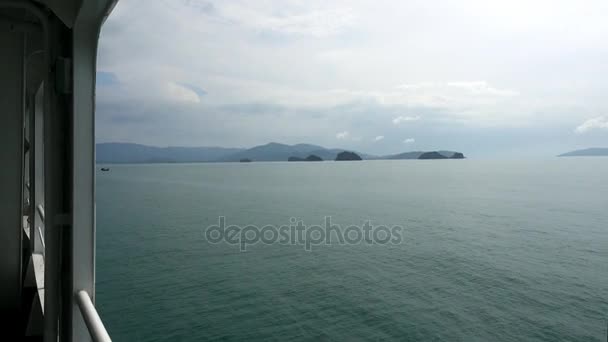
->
[392,116,421,125]
[395,82,519,97]
[329,84,495,110]
[250,8,356,37]
[374,135,384,141]
[335,131,361,141]
[176,82,207,98]
[403,138,415,144]
[167,82,202,103]
[336,131,350,139]
[575,116,608,133]
[393,81,519,109]
[96,0,608,156]
[96,71,119,86]
[445,81,519,97]
[199,1,356,37]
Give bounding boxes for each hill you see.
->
[96,143,244,163]
[288,155,323,162]
[96,142,465,163]
[383,151,425,160]
[558,148,608,157]
[418,151,448,160]
[335,151,362,161]
[218,142,361,162]
[382,150,461,160]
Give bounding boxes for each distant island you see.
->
[383,150,464,160]
[558,148,608,157]
[288,155,323,162]
[335,151,362,161]
[96,142,466,164]
[418,151,448,160]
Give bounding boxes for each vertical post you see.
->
[23,32,31,254]
[0,18,25,314]
[71,1,117,340]
[71,8,102,342]
[43,18,62,342]
[34,84,45,255]
[28,90,36,253]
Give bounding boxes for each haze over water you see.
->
[96,159,608,341]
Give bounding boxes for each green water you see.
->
[96,159,608,341]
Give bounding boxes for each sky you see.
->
[96,0,608,158]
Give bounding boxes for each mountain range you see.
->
[558,148,608,157]
[96,142,463,163]
[96,143,244,163]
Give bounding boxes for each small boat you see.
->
[100,167,110,171]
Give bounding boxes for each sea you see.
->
[96,159,608,341]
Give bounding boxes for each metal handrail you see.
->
[76,291,112,342]
[37,203,45,221]
[37,226,45,249]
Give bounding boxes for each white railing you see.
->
[35,203,45,256]
[37,226,45,249]
[37,203,45,221]
[76,291,112,342]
